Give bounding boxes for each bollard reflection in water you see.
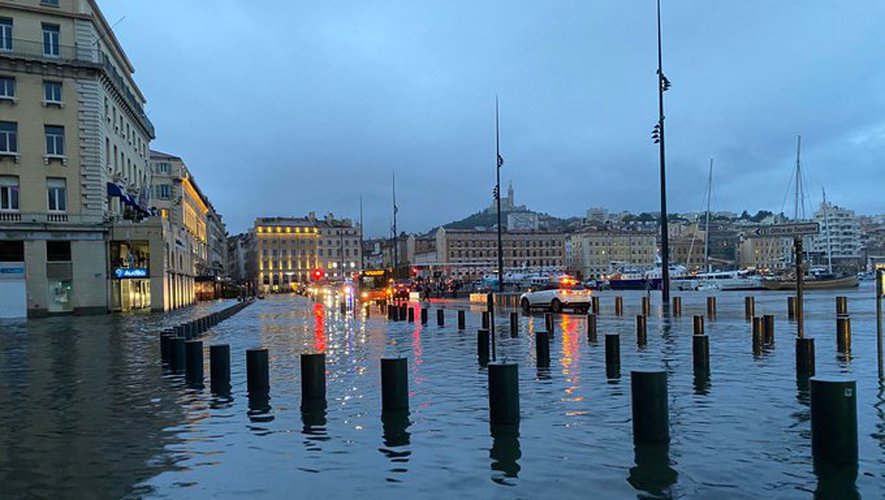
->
[693,371,711,396]
[301,399,329,448]
[813,463,859,500]
[627,443,677,498]
[379,410,412,480]
[489,424,521,484]
[247,394,273,424]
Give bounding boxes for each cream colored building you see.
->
[435,227,566,280]
[0,0,154,317]
[254,213,362,293]
[567,231,656,280]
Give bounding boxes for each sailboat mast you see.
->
[823,187,832,273]
[359,194,364,271]
[392,172,398,275]
[794,135,802,221]
[704,158,713,273]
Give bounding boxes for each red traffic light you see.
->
[313,269,323,280]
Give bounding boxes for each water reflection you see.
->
[627,443,678,498]
[301,400,329,449]
[247,394,273,424]
[813,463,859,500]
[489,424,521,484]
[692,371,711,396]
[379,410,412,480]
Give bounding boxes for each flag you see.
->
[497,154,504,168]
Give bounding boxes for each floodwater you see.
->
[1,285,883,499]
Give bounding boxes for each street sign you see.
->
[751,222,820,237]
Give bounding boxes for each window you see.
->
[0,19,10,52]
[42,0,60,6]
[0,176,19,211]
[47,241,71,262]
[42,24,60,57]
[0,76,13,99]
[45,125,65,156]
[47,178,66,212]
[155,184,171,200]
[155,161,170,173]
[44,81,62,104]
[0,121,17,153]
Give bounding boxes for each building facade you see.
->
[567,231,656,280]
[435,227,566,280]
[0,0,155,317]
[811,202,861,269]
[254,213,362,293]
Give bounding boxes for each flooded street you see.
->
[1,286,883,498]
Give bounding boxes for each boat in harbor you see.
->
[762,268,859,290]
[676,270,765,291]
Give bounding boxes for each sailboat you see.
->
[762,137,858,290]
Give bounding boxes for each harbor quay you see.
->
[0,285,882,498]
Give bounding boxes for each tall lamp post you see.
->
[652,0,672,305]
[495,97,504,293]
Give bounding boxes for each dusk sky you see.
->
[99,1,885,237]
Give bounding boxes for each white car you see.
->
[519,280,592,313]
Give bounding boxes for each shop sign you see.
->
[0,262,25,279]
[114,268,148,279]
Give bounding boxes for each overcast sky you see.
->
[99,1,885,236]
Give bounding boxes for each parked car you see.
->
[520,277,591,313]
[390,279,412,300]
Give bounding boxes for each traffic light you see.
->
[313,269,323,281]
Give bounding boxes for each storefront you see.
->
[110,241,151,311]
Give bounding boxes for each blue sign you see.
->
[115,268,148,279]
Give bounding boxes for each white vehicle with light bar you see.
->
[519,276,592,313]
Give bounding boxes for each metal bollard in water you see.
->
[810,378,857,466]
[407,307,415,323]
[246,348,270,397]
[209,344,231,394]
[605,334,620,379]
[788,296,797,320]
[672,296,681,317]
[692,334,709,374]
[381,358,409,412]
[615,296,624,316]
[421,308,428,324]
[745,296,755,321]
[185,340,204,386]
[763,315,775,345]
[169,337,186,372]
[458,310,466,330]
[510,312,518,338]
[592,295,599,315]
[706,296,717,318]
[641,296,651,317]
[752,317,764,355]
[544,313,554,336]
[437,309,444,326]
[482,311,489,330]
[835,296,848,316]
[488,362,520,425]
[836,315,851,354]
[796,337,815,377]
[693,315,705,336]
[300,353,326,407]
[587,313,597,343]
[536,331,551,368]
[636,315,647,347]
[160,330,174,364]
[477,329,490,365]
[631,370,669,444]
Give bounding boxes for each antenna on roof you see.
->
[92,16,126,47]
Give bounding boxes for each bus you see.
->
[359,269,393,303]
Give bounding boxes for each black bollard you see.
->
[605,334,620,379]
[752,317,764,355]
[810,378,857,466]
[380,358,409,412]
[387,303,395,321]
[169,336,186,372]
[788,296,797,320]
[407,307,414,323]
[692,335,709,374]
[587,313,598,343]
[763,315,775,345]
[535,331,550,368]
[246,348,270,397]
[421,307,428,324]
[488,362,520,425]
[482,311,489,329]
[160,330,174,364]
[477,329,490,365]
[544,313,554,336]
[796,337,815,377]
[631,370,669,444]
[641,296,651,316]
[745,296,755,321]
[591,295,599,315]
[458,310,466,330]
[510,312,518,338]
[437,309,444,326]
[692,315,705,336]
[706,296,717,318]
[185,340,204,385]
[364,303,370,318]
[209,344,231,394]
[615,296,624,316]
[636,315,647,347]
[398,304,408,321]
[672,296,681,317]
[836,315,851,353]
[835,296,848,316]
[300,353,326,406]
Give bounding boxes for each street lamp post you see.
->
[495,97,504,293]
[653,0,672,305]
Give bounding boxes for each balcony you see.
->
[0,212,102,226]
[0,38,97,65]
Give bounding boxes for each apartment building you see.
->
[435,227,566,280]
[567,231,656,280]
[254,213,362,293]
[0,0,154,317]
